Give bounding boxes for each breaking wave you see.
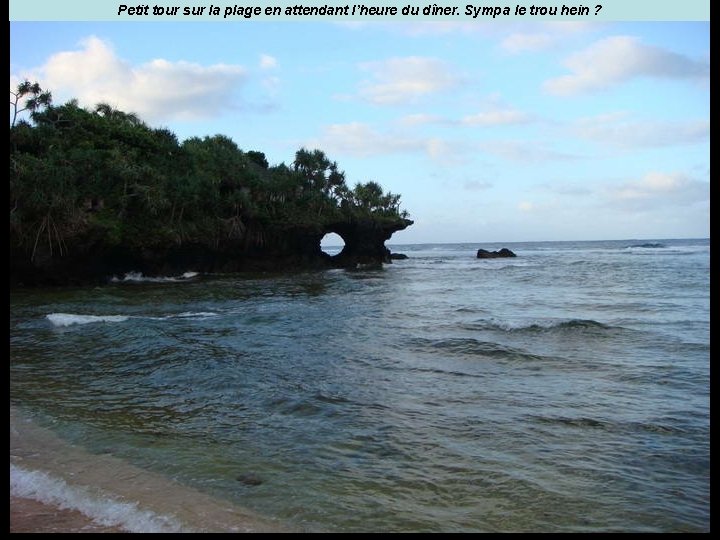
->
[47,311,218,327]
[46,314,130,327]
[111,271,199,283]
[10,464,186,533]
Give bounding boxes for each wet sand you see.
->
[10,406,295,533]
[10,496,127,533]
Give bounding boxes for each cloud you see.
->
[604,171,708,210]
[307,121,467,164]
[259,54,278,70]
[518,201,535,212]
[479,140,578,163]
[357,56,460,105]
[14,36,247,122]
[543,36,709,95]
[308,122,423,157]
[398,104,532,127]
[572,112,709,148]
[461,108,532,126]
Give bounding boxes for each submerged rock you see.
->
[476,248,516,259]
[390,253,408,260]
[236,473,263,486]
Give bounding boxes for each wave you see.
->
[411,337,546,362]
[172,312,218,319]
[47,313,130,327]
[462,318,614,334]
[626,243,666,249]
[527,415,689,435]
[10,464,186,533]
[47,311,218,327]
[111,271,199,283]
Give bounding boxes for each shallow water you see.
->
[10,239,710,532]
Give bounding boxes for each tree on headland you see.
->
[94,102,142,126]
[9,80,52,127]
[10,97,409,262]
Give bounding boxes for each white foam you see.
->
[174,311,217,318]
[47,313,130,327]
[10,463,187,533]
[111,271,199,283]
[47,312,219,326]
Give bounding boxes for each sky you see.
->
[9,18,710,244]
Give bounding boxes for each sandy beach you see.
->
[10,406,294,533]
[10,496,127,533]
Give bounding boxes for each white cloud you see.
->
[308,122,423,157]
[605,171,708,210]
[307,121,467,164]
[518,201,535,212]
[461,108,532,126]
[573,112,709,148]
[259,54,278,70]
[544,36,709,95]
[14,36,247,122]
[398,104,532,127]
[357,56,459,105]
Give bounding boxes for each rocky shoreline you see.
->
[10,218,413,287]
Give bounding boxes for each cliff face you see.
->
[10,217,414,287]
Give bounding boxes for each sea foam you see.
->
[10,464,186,533]
[111,271,199,283]
[47,312,219,327]
[46,313,130,327]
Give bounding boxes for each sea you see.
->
[9,239,710,532]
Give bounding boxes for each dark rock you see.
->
[476,248,516,259]
[10,217,415,287]
[324,218,414,269]
[236,473,263,486]
[390,253,408,260]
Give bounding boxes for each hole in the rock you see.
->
[320,233,345,257]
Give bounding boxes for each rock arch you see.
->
[320,232,346,257]
[320,218,413,268]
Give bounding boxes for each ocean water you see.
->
[10,239,710,532]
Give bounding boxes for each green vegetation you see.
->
[10,81,409,262]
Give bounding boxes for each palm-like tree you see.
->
[10,80,52,127]
[94,102,142,126]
